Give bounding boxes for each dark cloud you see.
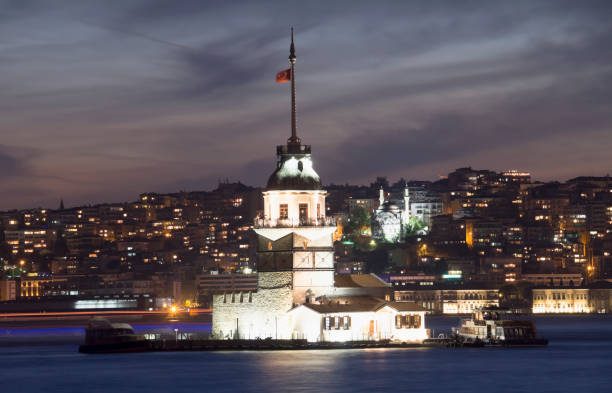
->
[0,147,23,180]
[0,0,611,210]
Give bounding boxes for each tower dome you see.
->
[266,145,322,190]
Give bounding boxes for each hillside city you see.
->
[1,168,612,314]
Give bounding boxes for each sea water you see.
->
[0,315,611,393]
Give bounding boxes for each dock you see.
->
[79,338,436,353]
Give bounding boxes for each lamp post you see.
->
[174,328,178,343]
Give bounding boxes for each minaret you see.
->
[404,186,411,223]
[379,187,385,206]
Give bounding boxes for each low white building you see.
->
[288,296,428,342]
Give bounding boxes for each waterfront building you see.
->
[0,279,17,301]
[19,276,70,297]
[532,288,590,313]
[289,297,427,342]
[394,287,500,314]
[588,281,612,313]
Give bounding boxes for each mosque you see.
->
[211,30,427,343]
[372,187,411,243]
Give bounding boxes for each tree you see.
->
[345,207,371,237]
[403,216,426,238]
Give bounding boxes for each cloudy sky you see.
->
[1,0,611,210]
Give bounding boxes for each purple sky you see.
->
[1,1,611,210]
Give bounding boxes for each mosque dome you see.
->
[377,200,401,213]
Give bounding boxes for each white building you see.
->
[532,288,591,314]
[212,31,427,343]
[289,297,427,342]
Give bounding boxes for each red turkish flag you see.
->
[276,68,291,83]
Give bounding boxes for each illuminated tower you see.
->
[254,28,336,305]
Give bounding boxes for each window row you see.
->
[395,314,421,329]
[323,316,351,330]
[278,203,322,219]
[222,292,253,303]
[534,293,588,301]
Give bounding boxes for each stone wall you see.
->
[212,271,294,339]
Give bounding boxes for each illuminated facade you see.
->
[532,288,591,314]
[395,288,500,314]
[289,298,427,342]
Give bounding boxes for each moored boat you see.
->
[454,307,548,347]
[78,317,149,353]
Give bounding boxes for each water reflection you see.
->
[0,315,610,393]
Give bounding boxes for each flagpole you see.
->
[289,27,299,145]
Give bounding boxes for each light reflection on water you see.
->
[0,315,610,393]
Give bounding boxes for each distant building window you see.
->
[279,204,289,219]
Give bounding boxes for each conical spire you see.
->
[288,27,300,146]
[289,27,296,62]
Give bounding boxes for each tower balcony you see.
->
[277,144,311,155]
[254,216,336,228]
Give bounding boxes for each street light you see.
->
[174,328,179,343]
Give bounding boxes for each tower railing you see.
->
[254,216,336,228]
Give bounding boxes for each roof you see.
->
[300,296,386,313]
[334,273,390,288]
[377,201,401,212]
[87,317,134,331]
[293,296,425,314]
[385,302,427,312]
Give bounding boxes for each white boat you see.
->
[454,307,547,347]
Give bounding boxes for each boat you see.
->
[453,307,548,347]
[78,317,149,353]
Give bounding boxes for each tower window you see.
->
[279,204,289,219]
[299,204,308,221]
